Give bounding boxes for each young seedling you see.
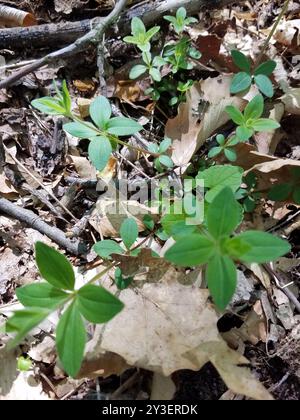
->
[123,17,160,52]
[32,83,157,171]
[93,217,139,260]
[164,187,291,310]
[225,94,280,141]
[148,137,174,172]
[236,172,261,212]
[230,50,276,97]
[208,134,240,162]
[130,52,166,82]
[268,167,300,204]
[164,7,198,34]
[5,242,124,377]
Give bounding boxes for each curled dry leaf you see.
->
[246,158,300,194]
[280,88,300,115]
[94,281,272,400]
[166,76,246,167]
[274,19,300,52]
[254,103,284,154]
[0,6,36,28]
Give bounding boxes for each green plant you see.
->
[125,8,201,106]
[164,6,198,34]
[268,167,300,204]
[236,172,261,212]
[208,134,240,162]
[164,187,290,310]
[225,94,280,141]
[148,137,174,171]
[123,17,160,52]
[93,218,139,260]
[32,84,157,171]
[5,242,124,377]
[230,50,276,97]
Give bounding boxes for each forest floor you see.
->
[0,0,300,401]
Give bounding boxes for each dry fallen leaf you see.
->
[0,348,49,400]
[280,88,300,115]
[91,281,272,399]
[166,76,246,167]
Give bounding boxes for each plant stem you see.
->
[71,115,160,158]
[255,0,290,67]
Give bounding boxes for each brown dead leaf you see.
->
[54,0,89,14]
[69,155,97,179]
[96,281,272,400]
[274,19,300,52]
[254,103,284,154]
[280,88,300,115]
[246,158,300,193]
[73,79,95,93]
[166,77,246,167]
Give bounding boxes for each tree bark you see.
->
[0,0,241,50]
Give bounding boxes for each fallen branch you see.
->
[0,197,86,255]
[0,0,243,89]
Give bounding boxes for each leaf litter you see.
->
[1,0,300,401]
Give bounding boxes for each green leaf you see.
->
[6,308,51,348]
[251,118,280,131]
[199,165,243,202]
[115,268,134,290]
[17,356,32,372]
[149,67,162,82]
[231,50,251,73]
[224,148,237,162]
[225,105,245,125]
[35,242,75,290]
[236,125,254,141]
[176,7,187,21]
[268,183,293,201]
[129,65,148,79]
[153,56,166,67]
[230,72,252,94]
[120,218,138,249]
[208,147,222,159]
[123,35,139,45]
[61,80,71,114]
[254,60,276,76]
[254,74,274,98]
[77,284,124,323]
[145,26,160,41]
[56,302,86,377]
[216,134,226,145]
[88,136,112,171]
[106,117,142,136]
[223,236,252,260]
[159,137,172,153]
[63,121,98,138]
[89,96,111,129]
[16,283,68,309]
[93,240,124,259]
[158,155,174,168]
[164,234,215,267]
[244,94,264,120]
[207,187,242,238]
[31,97,66,116]
[131,17,146,36]
[206,254,237,311]
[235,231,291,263]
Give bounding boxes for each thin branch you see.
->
[0,197,86,255]
[0,0,128,89]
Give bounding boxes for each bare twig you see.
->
[0,197,86,255]
[3,144,78,222]
[0,0,245,89]
[0,0,128,89]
